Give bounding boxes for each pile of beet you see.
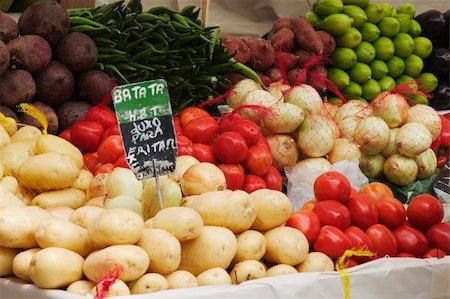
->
[0,0,114,134]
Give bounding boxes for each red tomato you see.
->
[422,248,446,259]
[213,131,248,163]
[101,125,121,141]
[183,116,218,144]
[114,155,130,169]
[83,152,100,174]
[312,200,351,230]
[83,106,117,130]
[346,193,379,230]
[70,121,105,153]
[97,135,125,164]
[243,174,266,193]
[393,225,429,257]
[263,166,283,191]
[344,226,374,251]
[176,135,194,156]
[396,252,416,258]
[314,171,351,203]
[314,225,353,260]
[192,143,216,164]
[96,163,115,175]
[255,134,270,150]
[59,129,71,142]
[217,164,245,191]
[302,199,317,211]
[359,182,394,202]
[173,115,181,128]
[407,194,444,230]
[179,107,210,127]
[243,144,272,176]
[376,197,407,229]
[217,114,245,134]
[426,222,450,254]
[226,119,262,146]
[366,224,398,258]
[342,258,358,269]
[286,210,321,245]
[349,187,358,199]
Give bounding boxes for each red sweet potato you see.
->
[245,38,275,72]
[0,11,19,43]
[307,65,328,94]
[295,49,314,68]
[270,27,296,52]
[7,35,52,72]
[0,69,36,109]
[221,36,252,64]
[272,18,292,34]
[317,31,336,57]
[291,17,324,55]
[0,40,9,75]
[275,51,298,71]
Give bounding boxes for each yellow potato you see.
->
[0,176,19,194]
[0,246,20,276]
[232,230,267,264]
[83,245,149,282]
[178,226,237,276]
[249,189,293,231]
[31,188,86,209]
[69,206,104,229]
[165,270,197,289]
[66,280,95,296]
[0,184,25,209]
[35,217,95,257]
[29,247,84,289]
[90,280,130,297]
[71,169,94,193]
[45,206,74,220]
[88,208,144,248]
[12,248,41,282]
[15,186,36,206]
[0,125,11,148]
[152,207,203,242]
[263,226,309,266]
[266,264,297,277]
[196,268,232,286]
[230,260,266,284]
[35,134,83,169]
[86,173,109,199]
[143,217,154,229]
[18,152,81,191]
[137,228,181,275]
[0,140,36,177]
[3,117,17,136]
[131,273,168,294]
[11,125,42,143]
[0,160,3,177]
[296,252,334,272]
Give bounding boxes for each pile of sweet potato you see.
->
[221,17,335,93]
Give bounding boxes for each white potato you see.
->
[137,228,181,275]
[104,195,143,218]
[0,125,11,148]
[69,206,104,229]
[249,189,293,231]
[106,167,143,199]
[143,217,154,229]
[29,247,84,289]
[2,117,17,136]
[11,126,42,143]
[0,176,18,194]
[233,230,267,264]
[266,264,297,277]
[230,260,266,284]
[45,206,74,220]
[90,279,130,297]
[66,280,95,296]
[0,246,20,276]
[196,267,232,286]
[178,226,237,276]
[263,226,309,266]
[12,248,41,282]
[83,245,149,282]
[0,184,25,209]
[0,140,36,177]
[165,270,197,289]
[88,208,144,248]
[71,169,94,193]
[15,186,35,205]
[35,134,84,169]
[31,188,86,209]
[152,207,203,241]
[296,252,335,272]
[87,173,109,200]
[0,160,3,177]
[131,273,168,294]
[35,217,94,257]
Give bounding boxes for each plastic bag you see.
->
[285,159,368,211]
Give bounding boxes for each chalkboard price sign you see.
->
[112,79,178,180]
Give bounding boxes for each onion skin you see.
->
[334,100,373,140]
[384,154,418,186]
[226,79,262,109]
[285,85,323,117]
[380,128,399,158]
[297,115,335,158]
[239,90,281,122]
[395,122,432,157]
[180,162,227,196]
[169,155,200,183]
[293,158,331,171]
[328,138,361,164]
[359,153,385,179]
[414,148,437,180]
[406,105,442,141]
[266,134,299,170]
[371,92,409,128]
[354,117,390,155]
[263,102,304,134]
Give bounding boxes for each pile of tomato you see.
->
[286,172,449,265]
[174,107,283,193]
[59,105,129,175]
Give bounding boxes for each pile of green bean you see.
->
[68,0,259,111]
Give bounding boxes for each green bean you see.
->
[70,25,110,33]
[104,64,129,83]
[69,16,107,28]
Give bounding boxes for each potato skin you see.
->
[7,35,52,72]
[57,32,97,73]
[12,248,41,282]
[196,267,232,286]
[0,246,20,276]
[291,17,324,55]
[57,101,93,131]
[317,31,336,56]
[245,38,275,72]
[230,260,266,284]
[0,12,19,43]
[271,28,296,52]
[0,69,36,109]
[131,273,168,294]
[66,280,95,296]
[232,230,267,264]
[263,226,309,266]
[69,206,104,229]
[0,40,9,75]
[249,189,293,231]
[36,134,83,169]
[152,207,203,242]
[221,36,251,64]
[31,188,86,210]
[165,270,197,289]
[77,70,114,105]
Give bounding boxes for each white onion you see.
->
[226,79,262,109]
[263,102,305,134]
[168,155,200,183]
[284,85,323,116]
[266,134,299,170]
[354,116,390,155]
[359,153,385,179]
[267,82,290,102]
[371,92,409,128]
[414,148,437,179]
[297,115,335,158]
[395,122,432,157]
[328,117,341,140]
[328,138,361,164]
[294,158,332,171]
[106,167,143,200]
[104,195,143,218]
[406,104,442,141]
[334,100,373,140]
[380,128,400,158]
[384,154,418,186]
[323,102,339,119]
[141,176,182,220]
[239,90,281,122]
[180,162,227,196]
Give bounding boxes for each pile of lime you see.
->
[308,0,439,103]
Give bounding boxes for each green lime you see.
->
[356,97,369,103]
[396,3,416,17]
[342,0,370,8]
[377,17,400,37]
[409,95,428,105]
[380,2,394,17]
[354,41,376,63]
[393,33,415,58]
[359,23,381,42]
[373,36,395,61]
[327,96,345,104]
[369,60,389,79]
[404,54,423,77]
[396,74,416,87]
[335,27,362,48]
[330,47,358,69]
[341,81,363,99]
[348,62,372,84]
[319,13,354,35]
[362,79,381,100]
[408,20,422,37]
[413,37,433,59]
[342,5,368,27]
[379,75,396,91]
[394,14,412,33]
[415,73,438,93]
[328,68,351,89]
[305,11,322,27]
[364,3,384,24]
[386,56,405,78]
[314,0,344,16]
